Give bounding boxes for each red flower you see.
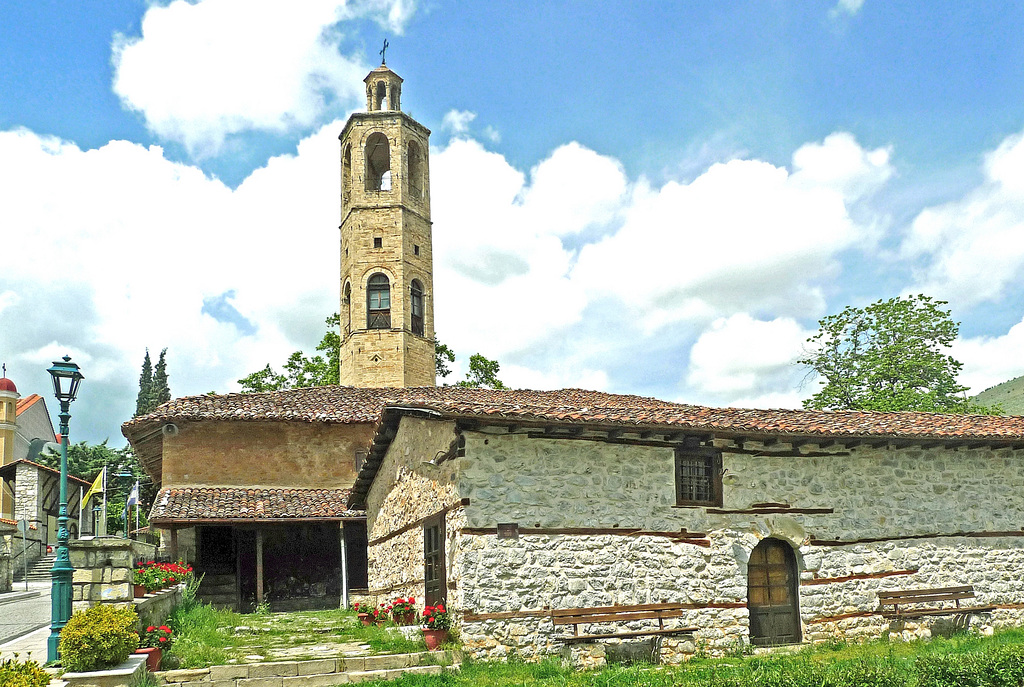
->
[147,626,155,632]
[160,626,171,633]
[159,637,167,643]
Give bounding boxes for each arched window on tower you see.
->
[408,140,423,199]
[411,280,424,336]
[367,274,391,329]
[342,144,351,205]
[375,81,387,110]
[365,133,391,191]
[343,281,352,336]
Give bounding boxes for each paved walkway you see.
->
[0,581,52,660]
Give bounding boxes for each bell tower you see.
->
[338,61,436,387]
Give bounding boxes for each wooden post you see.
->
[340,521,349,610]
[256,529,264,606]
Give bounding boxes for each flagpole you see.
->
[78,486,83,536]
[101,467,107,537]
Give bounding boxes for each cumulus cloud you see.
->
[572,134,893,331]
[112,0,415,156]
[441,109,477,135]
[686,314,812,403]
[901,130,1024,308]
[953,316,1024,395]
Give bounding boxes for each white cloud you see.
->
[572,134,892,331]
[902,129,1024,307]
[687,314,812,401]
[953,317,1024,395]
[830,0,865,19]
[112,0,415,156]
[441,110,476,135]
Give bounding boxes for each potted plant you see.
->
[391,597,416,625]
[421,603,451,650]
[132,565,151,598]
[371,604,389,626]
[136,624,173,672]
[354,601,371,626]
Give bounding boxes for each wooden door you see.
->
[747,538,801,646]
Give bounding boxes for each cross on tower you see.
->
[380,39,389,65]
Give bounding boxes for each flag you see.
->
[83,467,105,506]
[126,481,139,509]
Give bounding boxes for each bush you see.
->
[59,604,140,672]
[0,656,50,687]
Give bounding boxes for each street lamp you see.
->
[46,355,84,664]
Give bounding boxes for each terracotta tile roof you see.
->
[15,394,42,415]
[124,386,1024,441]
[0,458,95,488]
[148,486,364,524]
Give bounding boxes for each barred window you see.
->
[675,447,723,506]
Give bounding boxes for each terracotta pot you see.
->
[358,613,371,626]
[136,646,162,672]
[422,628,448,651]
[393,611,416,626]
[133,584,147,598]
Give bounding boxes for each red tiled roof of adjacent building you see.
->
[15,393,42,415]
[148,486,364,524]
[123,385,1024,442]
[0,458,94,488]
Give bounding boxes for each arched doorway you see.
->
[747,538,801,646]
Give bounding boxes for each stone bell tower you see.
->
[338,61,436,387]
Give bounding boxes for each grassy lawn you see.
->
[166,604,428,669]
[385,629,1024,687]
[165,598,1024,687]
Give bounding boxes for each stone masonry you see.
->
[70,538,156,612]
[365,417,1024,664]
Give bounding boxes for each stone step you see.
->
[155,653,455,687]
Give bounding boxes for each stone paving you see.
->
[0,580,51,651]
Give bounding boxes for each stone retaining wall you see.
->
[69,538,157,612]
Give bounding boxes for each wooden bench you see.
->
[551,603,699,643]
[878,585,995,619]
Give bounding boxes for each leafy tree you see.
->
[151,348,171,407]
[799,295,999,414]
[434,338,455,381]
[455,353,507,390]
[134,350,153,417]
[238,314,340,392]
[39,440,155,533]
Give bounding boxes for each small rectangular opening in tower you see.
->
[374,237,383,249]
[414,244,420,256]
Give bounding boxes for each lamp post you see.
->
[46,355,84,664]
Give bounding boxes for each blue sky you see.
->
[3,1,1024,445]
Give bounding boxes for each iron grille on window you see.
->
[675,447,722,506]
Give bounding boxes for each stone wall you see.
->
[70,538,157,612]
[366,416,461,602]
[0,550,10,593]
[449,431,1024,662]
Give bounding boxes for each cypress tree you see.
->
[134,350,153,417]
[152,348,171,407]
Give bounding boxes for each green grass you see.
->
[974,374,1024,415]
[164,603,426,669]
[370,629,1024,687]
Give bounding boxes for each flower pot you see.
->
[134,584,147,598]
[394,611,416,626]
[422,628,448,650]
[358,613,371,626]
[135,646,162,672]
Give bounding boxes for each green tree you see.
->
[151,348,171,407]
[799,295,1000,414]
[134,350,153,417]
[455,353,507,389]
[434,337,455,381]
[238,314,340,392]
